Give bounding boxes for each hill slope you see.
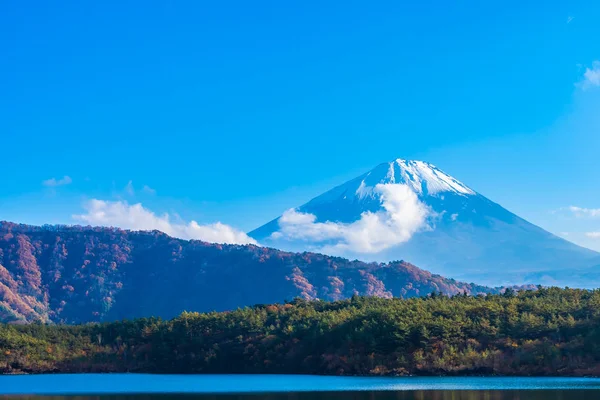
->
[250,159,600,287]
[0,221,498,324]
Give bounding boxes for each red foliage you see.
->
[0,220,502,324]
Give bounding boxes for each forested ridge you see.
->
[0,221,501,324]
[2,287,600,376]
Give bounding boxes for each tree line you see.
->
[2,287,600,376]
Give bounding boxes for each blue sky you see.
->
[1,1,600,249]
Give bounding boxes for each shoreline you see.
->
[3,371,600,378]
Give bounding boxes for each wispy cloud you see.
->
[581,61,600,89]
[73,199,257,245]
[124,180,135,196]
[567,206,600,218]
[42,176,72,187]
[142,185,156,195]
[586,232,600,239]
[567,16,574,24]
[272,183,431,254]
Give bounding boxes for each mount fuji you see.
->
[250,159,600,287]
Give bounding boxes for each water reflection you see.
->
[7,391,600,400]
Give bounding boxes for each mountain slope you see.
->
[0,221,500,324]
[250,159,600,287]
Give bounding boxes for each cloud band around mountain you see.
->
[271,183,432,254]
[73,199,257,245]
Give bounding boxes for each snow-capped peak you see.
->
[356,159,475,198]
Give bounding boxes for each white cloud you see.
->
[43,176,72,187]
[581,61,600,89]
[142,185,156,195]
[586,232,600,239]
[567,16,574,24]
[567,206,600,218]
[73,199,257,245]
[273,183,431,254]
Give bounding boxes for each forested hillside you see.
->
[0,222,498,323]
[2,288,600,376]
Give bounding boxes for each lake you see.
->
[2,375,600,399]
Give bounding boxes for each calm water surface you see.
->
[2,375,600,400]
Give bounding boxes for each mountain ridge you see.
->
[0,221,504,324]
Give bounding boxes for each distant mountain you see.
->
[250,159,600,287]
[0,221,501,324]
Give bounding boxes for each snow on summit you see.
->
[391,159,475,196]
[355,159,475,200]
